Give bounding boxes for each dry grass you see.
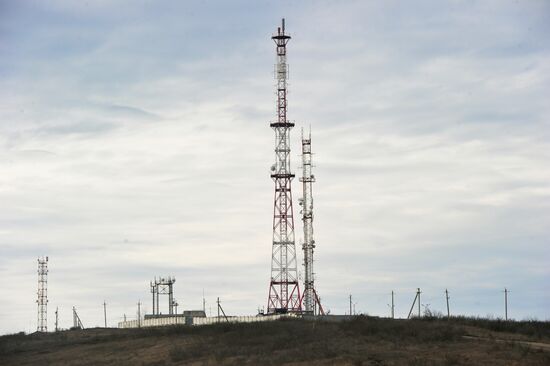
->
[1,316,549,365]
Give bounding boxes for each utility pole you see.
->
[202,289,206,313]
[216,297,229,322]
[137,301,141,328]
[417,288,421,318]
[150,280,156,315]
[504,288,509,321]
[317,298,321,316]
[103,301,107,327]
[72,307,84,329]
[445,289,450,319]
[407,288,421,319]
[55,307,59,332]
[391,291,395,319]
[349,294,352,316]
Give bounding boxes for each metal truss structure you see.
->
[299,129,324,315]
[37,256,48,332]
[73,306,84,329]
[267,18,301,314]
[150,276,177,315]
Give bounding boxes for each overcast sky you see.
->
[1,0,549,334]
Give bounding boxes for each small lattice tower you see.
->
[267,18,301,314]
[150,276,176,315]
[37,256,48,332]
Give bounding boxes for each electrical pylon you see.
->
[267,18,301,314]
[37,256,48,332]
[299,128,324,315]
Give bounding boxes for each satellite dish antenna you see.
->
[270,164,276,171]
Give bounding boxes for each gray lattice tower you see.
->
[37,256,48,332]
[150,276,176,315]
[299,129,324,315]
[267,18,301,313]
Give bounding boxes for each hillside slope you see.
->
[1,316,549,365]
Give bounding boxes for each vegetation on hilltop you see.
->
[1,316,549,365]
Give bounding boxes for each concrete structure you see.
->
[142,310,206,325]
[118,314,291,329]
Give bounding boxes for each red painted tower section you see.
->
[267,19,302,314]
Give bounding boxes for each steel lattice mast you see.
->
[267,18,301,314]
[37,256,48,332]
[299,129,324,315]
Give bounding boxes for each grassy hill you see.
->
[1,316,549,365]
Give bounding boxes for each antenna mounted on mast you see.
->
[266,18,301,314]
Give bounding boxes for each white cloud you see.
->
[0,0,549,333]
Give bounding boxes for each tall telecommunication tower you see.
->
[37,256,48,332]
[299,129,324,315]
[267,18,301,314]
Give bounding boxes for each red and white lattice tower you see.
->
[299,129,324,315]
[267,18,301,314]
[37,256,48,332]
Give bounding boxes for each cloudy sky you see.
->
[1,0,549,334]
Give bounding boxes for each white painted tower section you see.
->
[300,129,321,314]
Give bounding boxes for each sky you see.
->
[0,0,549,334]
